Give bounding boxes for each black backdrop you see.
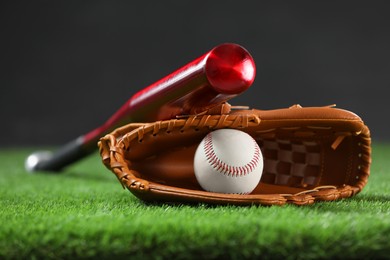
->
[1,0,390,146]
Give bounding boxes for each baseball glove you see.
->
[98,104,371,206]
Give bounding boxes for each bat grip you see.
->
[25,137,93,172]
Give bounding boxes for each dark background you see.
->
[1,0,390,147]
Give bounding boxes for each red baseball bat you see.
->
[25,43,256,172]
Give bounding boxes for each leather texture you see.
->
[98,104,371,206]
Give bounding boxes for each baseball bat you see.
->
[25,43,256,172]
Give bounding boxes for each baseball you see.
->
[194,129,263,194]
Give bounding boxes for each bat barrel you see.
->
[99,43,256,127]
[26,43,256,172]
[205,43,255,94]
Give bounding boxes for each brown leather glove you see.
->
[98,104,371,206]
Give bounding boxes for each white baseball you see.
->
[194,129,263,194]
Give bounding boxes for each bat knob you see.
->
[25,151,53,172]
[206,43,256,94]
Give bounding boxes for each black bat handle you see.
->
[25,137,93,172]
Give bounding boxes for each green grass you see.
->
[1,144,390,259]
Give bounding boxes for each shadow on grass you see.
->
[135,192,390,212]
[134,194,268,210]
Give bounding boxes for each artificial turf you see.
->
[0,144,390,259]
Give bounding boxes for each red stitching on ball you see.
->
[203,132,261,177]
